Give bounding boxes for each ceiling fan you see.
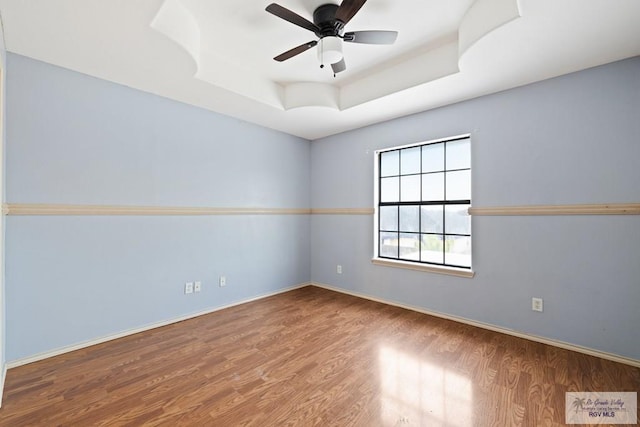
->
[265,0,398,75]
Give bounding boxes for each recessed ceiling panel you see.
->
[0,0,638,139]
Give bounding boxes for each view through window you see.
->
[375,135,471,269]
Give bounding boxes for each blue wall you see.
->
[5,52,640,364]
[311,57,640,361]
[5,53,311,361]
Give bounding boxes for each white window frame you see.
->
[372,134,474,278]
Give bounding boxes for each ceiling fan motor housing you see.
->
[313,4,345,37]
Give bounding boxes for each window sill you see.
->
[371,258,475,278]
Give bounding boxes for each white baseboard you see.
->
[7,281,638,370]
[6,282,311,369]
[311,282,640,368]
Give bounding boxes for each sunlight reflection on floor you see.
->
[379,345,473,426]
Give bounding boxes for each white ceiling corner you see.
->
[0,0,639,140]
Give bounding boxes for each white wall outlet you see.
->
[185,282,194,294]
[532,297,543,312]
[194,281,202,293]
[337,265,342,274]
[219,276,226,287]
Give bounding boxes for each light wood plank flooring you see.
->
[0,286,638,426]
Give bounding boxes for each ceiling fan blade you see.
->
[274,40,318,62]
[335,0,367,25]
[344,30,398,44]
[266,3,320,34]
[331,58,346,74]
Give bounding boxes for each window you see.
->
[374,135,471,271]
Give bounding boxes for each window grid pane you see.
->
[380,150,399,177]
[380,232,399,258]
[380,177,399,203]
[377,136,471,269]
[401,147,421,175]
[399,233,420,261]
[399,206,420,232]
[400,175,421,202]
[380,206,398,232]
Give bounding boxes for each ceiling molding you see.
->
[458,0,522,61]
[1,0,638,139]
[284,82,339,110]
[150,0,285,109]
[340,40,460,110]
[149,0,199,76]
[149,0,524,112]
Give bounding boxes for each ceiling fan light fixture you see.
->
[317,36,343,65]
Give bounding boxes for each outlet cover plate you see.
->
[532,297,543,312]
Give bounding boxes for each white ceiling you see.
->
[0,0,639,140]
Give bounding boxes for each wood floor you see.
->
[0,286,638,426]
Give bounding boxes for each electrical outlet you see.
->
[194,281,202,293]
[185,282,194,294]
[532,297,543,312]
[219,276,226,287]
[337,265,342,274]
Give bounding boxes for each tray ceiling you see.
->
[0,0,639,139]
